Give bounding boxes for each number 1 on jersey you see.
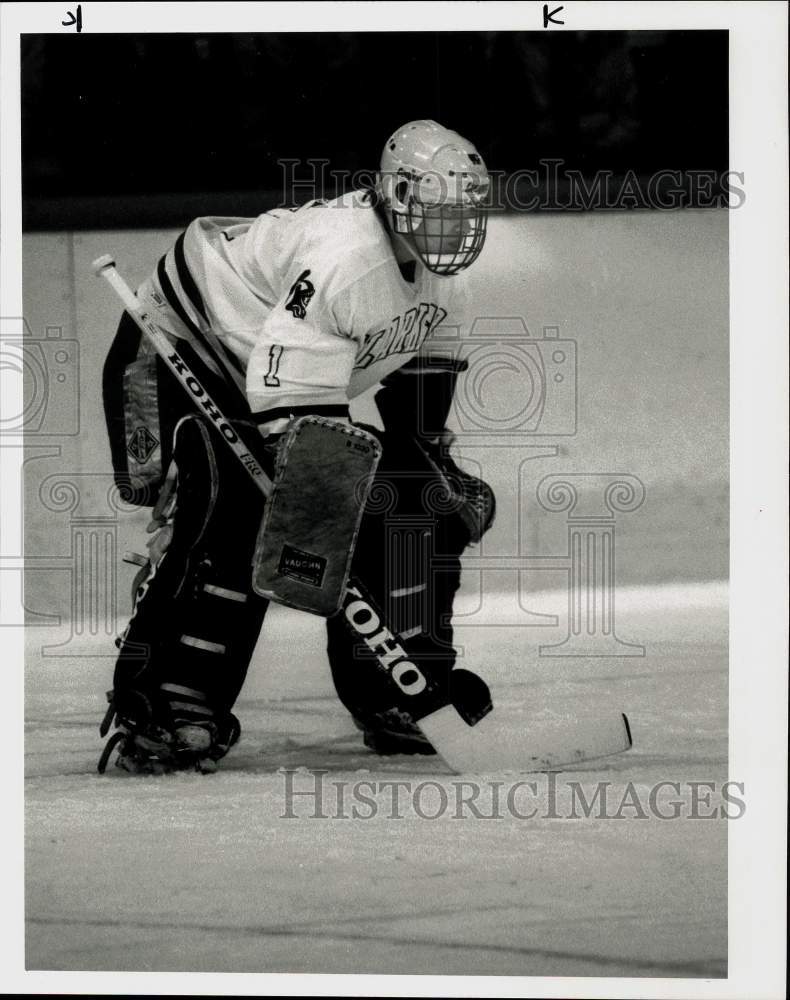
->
[263,344,284,387]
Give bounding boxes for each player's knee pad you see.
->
[351,427,466,621]
[326,432,463,729]
[326,578,491,752]
[326,576,453,734]
[111,414,268,726]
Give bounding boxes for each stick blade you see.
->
[419,705,632,774]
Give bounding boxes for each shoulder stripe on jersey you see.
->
[157,254,201,339]
[157,250,246,388]
[174,232,209,326]
[251,404,350,425]
[171,237,247,382]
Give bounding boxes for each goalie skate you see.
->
[98,691,241,775]
[351,709,437,757]
[99,717,241,775]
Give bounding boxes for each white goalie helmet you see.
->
[377,119,490,276]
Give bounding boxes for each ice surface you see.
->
[25,583,728,976]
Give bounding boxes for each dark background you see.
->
[22,30,728,229]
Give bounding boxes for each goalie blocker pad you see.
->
[252,416,382,616]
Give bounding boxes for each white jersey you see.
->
[139,190,466,436]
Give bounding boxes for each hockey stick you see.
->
[94,254,381,619]
[93,254,632,772]
[92,255,273,497]
[418,703,632,773]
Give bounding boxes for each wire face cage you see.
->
[404,200,488,276]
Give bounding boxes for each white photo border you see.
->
[1,2,787,997]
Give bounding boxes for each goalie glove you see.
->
[374,355,496,544]
[415,430,496,544]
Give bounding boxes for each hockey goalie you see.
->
[98,119,631,775]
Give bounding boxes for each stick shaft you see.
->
[93,257,272,497]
